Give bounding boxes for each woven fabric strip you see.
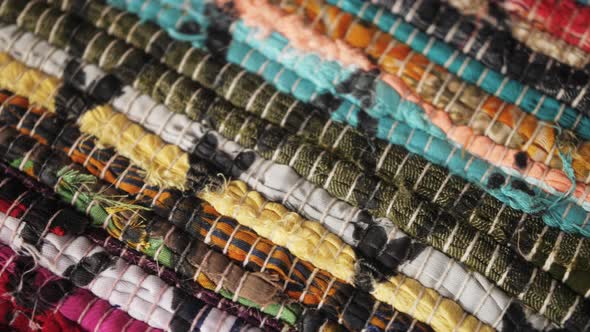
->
[0,10,584,329]
[0,91,420,332]
[50,0,590,232]
[0,243,160,332]
[0,202,263,332]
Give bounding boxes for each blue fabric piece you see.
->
[231,21,446,139]
[108,0,208,48]
[227,40,319,102]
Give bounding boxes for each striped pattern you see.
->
[0,0,587,331]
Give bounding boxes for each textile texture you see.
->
[0,0,588,331]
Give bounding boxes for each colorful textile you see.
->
[34,0,590,237]
[0,164,289,332]
[226,0,590,199]
[0,30,540,332]
[101,0,590,198]
[0,127,303,326]
[0,80,557,330]
[0,5,576,330]
[0,46,445,330]
[0,0,588,331]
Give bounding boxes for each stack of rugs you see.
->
[0,0,589,331]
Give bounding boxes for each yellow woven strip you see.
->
[0,52,60,111]
[202,182,493,332]
[79,106,190,190]
[201,180,357,279]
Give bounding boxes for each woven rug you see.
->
[0,0,587,331]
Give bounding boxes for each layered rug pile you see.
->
[0,0,589,331]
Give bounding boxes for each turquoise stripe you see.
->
[108,0,208,48]
[232,21,446,139]
[227,40,319,102]
[232,22,357,93]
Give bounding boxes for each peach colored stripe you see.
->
[230,0,590,204]
[223,0,373,69]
